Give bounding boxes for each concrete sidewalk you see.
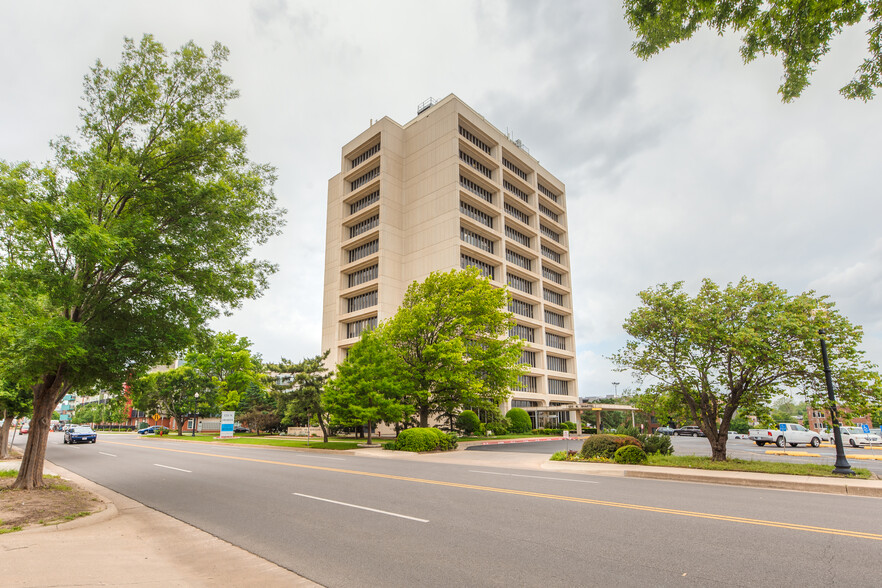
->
[2,441,881,587]
[0,459,318,587]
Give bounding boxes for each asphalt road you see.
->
[467,435,882,476]
[14,432,882,587]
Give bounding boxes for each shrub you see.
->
[432,428,458,450]
[456,410,481,436]
[615,425,642,438]
[561,421,577,432]
[485,418,510,436]
[393,427,458,452]
[382,441,397,450]
[580,434,643,459]
[506,408,532,433]
[395,428,440,452]
[614,445,648,464]
[642,434,674,456]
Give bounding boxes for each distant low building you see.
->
[807,405,872,431]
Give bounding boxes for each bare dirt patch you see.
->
[1,463,106,533]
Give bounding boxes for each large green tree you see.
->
[270,352,332,443]
[130,366,211,436]
[185,331,264,411]
[383,268,526,427]
[0,36,284,489]
[624,0,882,101]
[612,278,881,461]
[324,329,411,445]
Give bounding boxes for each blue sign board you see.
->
[778,423,787,432]
[861,423,870,434]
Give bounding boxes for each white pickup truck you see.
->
[748,423,822,448]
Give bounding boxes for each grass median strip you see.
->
[142,434,360,450]
[645,455,873,478]
[102,440,882,542]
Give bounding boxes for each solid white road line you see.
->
[293,493,428,523]
[469,470,599,484]
[98,452,117,457]
[154,463,192,473]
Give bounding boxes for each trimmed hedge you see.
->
[506,408,532,434]
[392,427,458,452]
[614,445,648,464]
[580,434,643,459]
[456,410,481,436]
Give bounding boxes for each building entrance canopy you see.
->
[522,403,639,435]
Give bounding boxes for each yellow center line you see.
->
[104,440,882,542]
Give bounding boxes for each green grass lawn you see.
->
[646,454,874,478]
[147,433,359,450]
[551,452,873,479]
[457,433,567,442]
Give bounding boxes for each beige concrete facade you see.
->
[322,94,578,421]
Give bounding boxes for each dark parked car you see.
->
[137,426,170,435]
[655,426,675,436]
[675,426,706,437]
[233,425,249,433]
[64,426,97,444]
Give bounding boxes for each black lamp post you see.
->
[819,329,855,476]
[191,392,199,437]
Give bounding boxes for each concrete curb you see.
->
[542,460,882,497]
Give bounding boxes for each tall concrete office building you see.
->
[322,94,578,421]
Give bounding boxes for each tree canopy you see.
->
[0,35,284,488]
[270,352,332,443]
[624,0,882,101]
[185,331,265,411]
[612,278,881,460]
[130,365,211,436]
[383,268,526,427]
[324,329,410,445]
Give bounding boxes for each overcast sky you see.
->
[2,1,880,398]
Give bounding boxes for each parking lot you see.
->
[467,434,882,476]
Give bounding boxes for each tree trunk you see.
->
[0,412,12,459]
[709,434,728,461]
[13,374,69,490]
[366,419,373,445]
[13,393,53,489]
[419,406,429,428]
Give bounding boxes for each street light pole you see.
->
[612,382,620,398]
[818,329,854,476]
[192,392,199,437]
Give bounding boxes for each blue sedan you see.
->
[137,426,170,435]
[64,426,97,444]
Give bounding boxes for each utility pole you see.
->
[612,382,620,398]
